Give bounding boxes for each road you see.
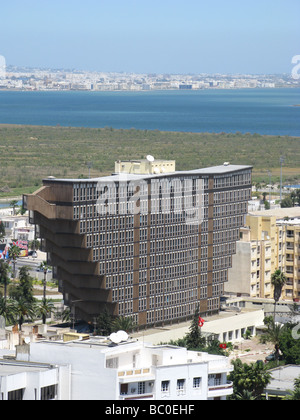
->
[13,257,53,281]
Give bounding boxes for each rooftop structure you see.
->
[115,158,176,175]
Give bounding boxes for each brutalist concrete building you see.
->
[24,160,252,326]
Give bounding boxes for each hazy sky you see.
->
[1,0,299,74]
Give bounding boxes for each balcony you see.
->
[208,381,233,398]
[119,393,154,401]
[118,368,153,379]
[118,371,155,401]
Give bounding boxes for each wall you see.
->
[227,241,251,295]
[29,342,118,400]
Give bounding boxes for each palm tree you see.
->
[0,297,16,326]
[111,316,136,333]
[236,390,257,400]
[39,261,51,312]
[62,307,71,323]
[14,297,37,331]
[8,244,20,279]
[0,260,11,302]
[260,317,285,364]
[229,359,272,400]
[38,299,55,325]
[9,200,19,216]
[271,269,287,319]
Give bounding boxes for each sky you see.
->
[0,0,299,74]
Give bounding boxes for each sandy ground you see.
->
[228,336,274,364]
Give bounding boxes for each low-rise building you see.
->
[23,337,233,400]
[0,355,70,400]
[1,215,34,242]
[264,365,300,400]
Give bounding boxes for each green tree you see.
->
[111,316,136,334]
[235,390,258,400]
[62,307,71,323]
[185,307,206,350]
[9,200,19,216]
[284,376,300,400]
[0,260,11,302]
[29,239,40,252]
[281,196,293,208]
[8,245,20,278]
[228,359,272,400]
[290,191,297,207]
[96,308,113,336]
[14,297,37,331]
[37,299,55,325]
[278,323,300,365]
[271,269,287,319]
[0,221,5,240]
[296,189,300,206]
[39,261,51,322]
[260,317,285,363]
[11,266,35,303]
[0,297,16,326]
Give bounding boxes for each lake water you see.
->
[0,200,22,209]
[0,88,299,136]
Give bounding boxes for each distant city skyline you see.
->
[1,0,299,75]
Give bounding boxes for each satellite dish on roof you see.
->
[109,332,122,344]
[146,155,155,162]
[117,330,129,342]
[109,330,129,344]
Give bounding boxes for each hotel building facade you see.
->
[24,160,252,326]
[227,209,300,301]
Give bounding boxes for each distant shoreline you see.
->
[0,86,300,93]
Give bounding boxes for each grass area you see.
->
[0,124,299,195]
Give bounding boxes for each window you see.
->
[106,357,119,369]
[120,384,128,395]
[8,388,25,400]
[177,379,186,391]
[41,385,57,401]
[138,382,146,395]
[161,381,170,393]
[193,377,202,389]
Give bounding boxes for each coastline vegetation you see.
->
[0,124,299,197]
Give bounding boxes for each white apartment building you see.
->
[18,337,233,401]
[1,215,35,242]
[0,356,70,400]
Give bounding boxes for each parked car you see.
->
[265,353,283,362]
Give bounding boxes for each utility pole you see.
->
[280,156,284,203]
[268,171,272,208]
[87,162,93,179]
